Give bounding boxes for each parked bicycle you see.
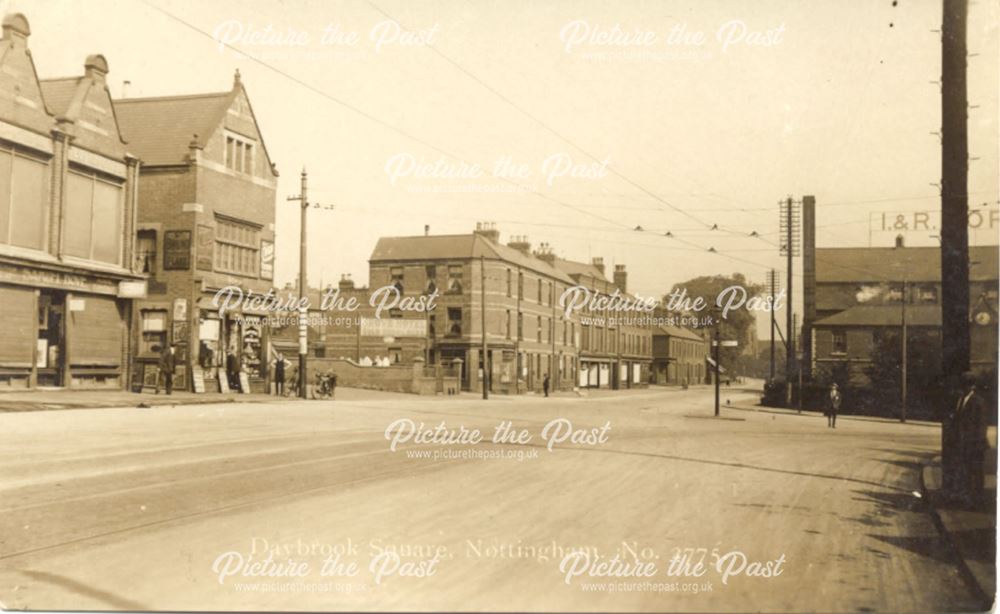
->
[312,371,337,400]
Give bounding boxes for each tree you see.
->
[663,273,766,376]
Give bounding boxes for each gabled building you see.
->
[115,71,279,393]
[0,14,144,389]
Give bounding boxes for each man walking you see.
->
[156,344,177,395]
[226,349,240,392]
[953,371,988,507]
[826,382,842,428]
[543,374,550,398]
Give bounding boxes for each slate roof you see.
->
[550,256,607,281]
[814,304,942,327]
[370,234,576,284]
[113,91,233,166]
[816,245,998,283]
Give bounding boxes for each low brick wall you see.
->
[304,358,459,396]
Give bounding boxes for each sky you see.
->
[6,0,998,340]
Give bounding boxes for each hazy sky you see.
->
[8,0,998,338]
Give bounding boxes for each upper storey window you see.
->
[224,131,255,175]
[0,147,48,252]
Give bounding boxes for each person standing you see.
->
[543,374,550,398]
[954,372,988,506]
[272,352,286,396]
[156,344,177,395]
[226,349,240,392]
[826,383,842,428]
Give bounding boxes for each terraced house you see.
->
[115,70,279,393]
[0,14,145,390]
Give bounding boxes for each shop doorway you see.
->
[37,290,65,387]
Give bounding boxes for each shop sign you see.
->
[118,280,147,298]
[163,230,192,271]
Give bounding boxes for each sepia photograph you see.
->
[0,0,996,612]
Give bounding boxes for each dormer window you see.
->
[224,132,254,175]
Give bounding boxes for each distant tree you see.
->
[664,273,766,375]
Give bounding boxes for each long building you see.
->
[0,14,145,390]
[322,223,655,394]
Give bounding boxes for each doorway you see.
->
[37,290,65,387]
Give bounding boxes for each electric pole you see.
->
[780,197,799,407]
[480,254,489,400]
[714,328,720,417]
[940,0,970,492]
[901,278,908,423]
[769,269,777,383]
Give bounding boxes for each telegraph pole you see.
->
[769,269,777,382]
[940,0,970,492]
[780,197,799,407]
[901,278,908,423]
[287,169,310,399]
[480,254,489,400]
[713,328,721,417]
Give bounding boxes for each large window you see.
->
[66,170,123,264]
[447,307,462,336]
[214,216,260,276]
[0,149,47,251]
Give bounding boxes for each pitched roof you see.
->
[551,256,607,281]
[370,234,576,284]
[655,325,705,342]
[113,91,233,165]
[816,245,998,283]
[814,304,941,327]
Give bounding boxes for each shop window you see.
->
[832,330,847,355]
[65,170,123,264]
[447,307,462,336]
[447,265,463,294]
[214,215,260,276]
[137,230,157,275]
[140,309,168,355]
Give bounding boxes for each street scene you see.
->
[0,386,990,612]
[0,0,996,612]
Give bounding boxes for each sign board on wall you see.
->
[118,280,147,298]
[163,230,192,271]
[360,318,427,337]
[196,225,214,271]
[869,206,999,245]
[260,240,274,280]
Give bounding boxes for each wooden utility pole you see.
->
[940,0,970,491]
[769,269,777,383]
[901,278,908,423]
[480,255,489,400]
[285,169,310,399]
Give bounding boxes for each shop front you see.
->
[194,297,269,393]
[0,260,143,389]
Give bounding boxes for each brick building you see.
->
[324,224,581,393]
[0,14,145,390]
[550,256,653,389]
[810,243,998,383]
[115,71,279,393]
[651,325,707,385]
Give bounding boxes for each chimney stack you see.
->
[507,234,531,254]
[895,234,905,248]
[338,273,355,290]
[614,264,628,293]
[424,224,430,236]
[474,221,500,243]
[592,257,605,276]
[534,242,556,264]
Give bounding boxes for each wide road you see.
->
[0,385,982,612]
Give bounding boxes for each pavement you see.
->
[0,386,993,611]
